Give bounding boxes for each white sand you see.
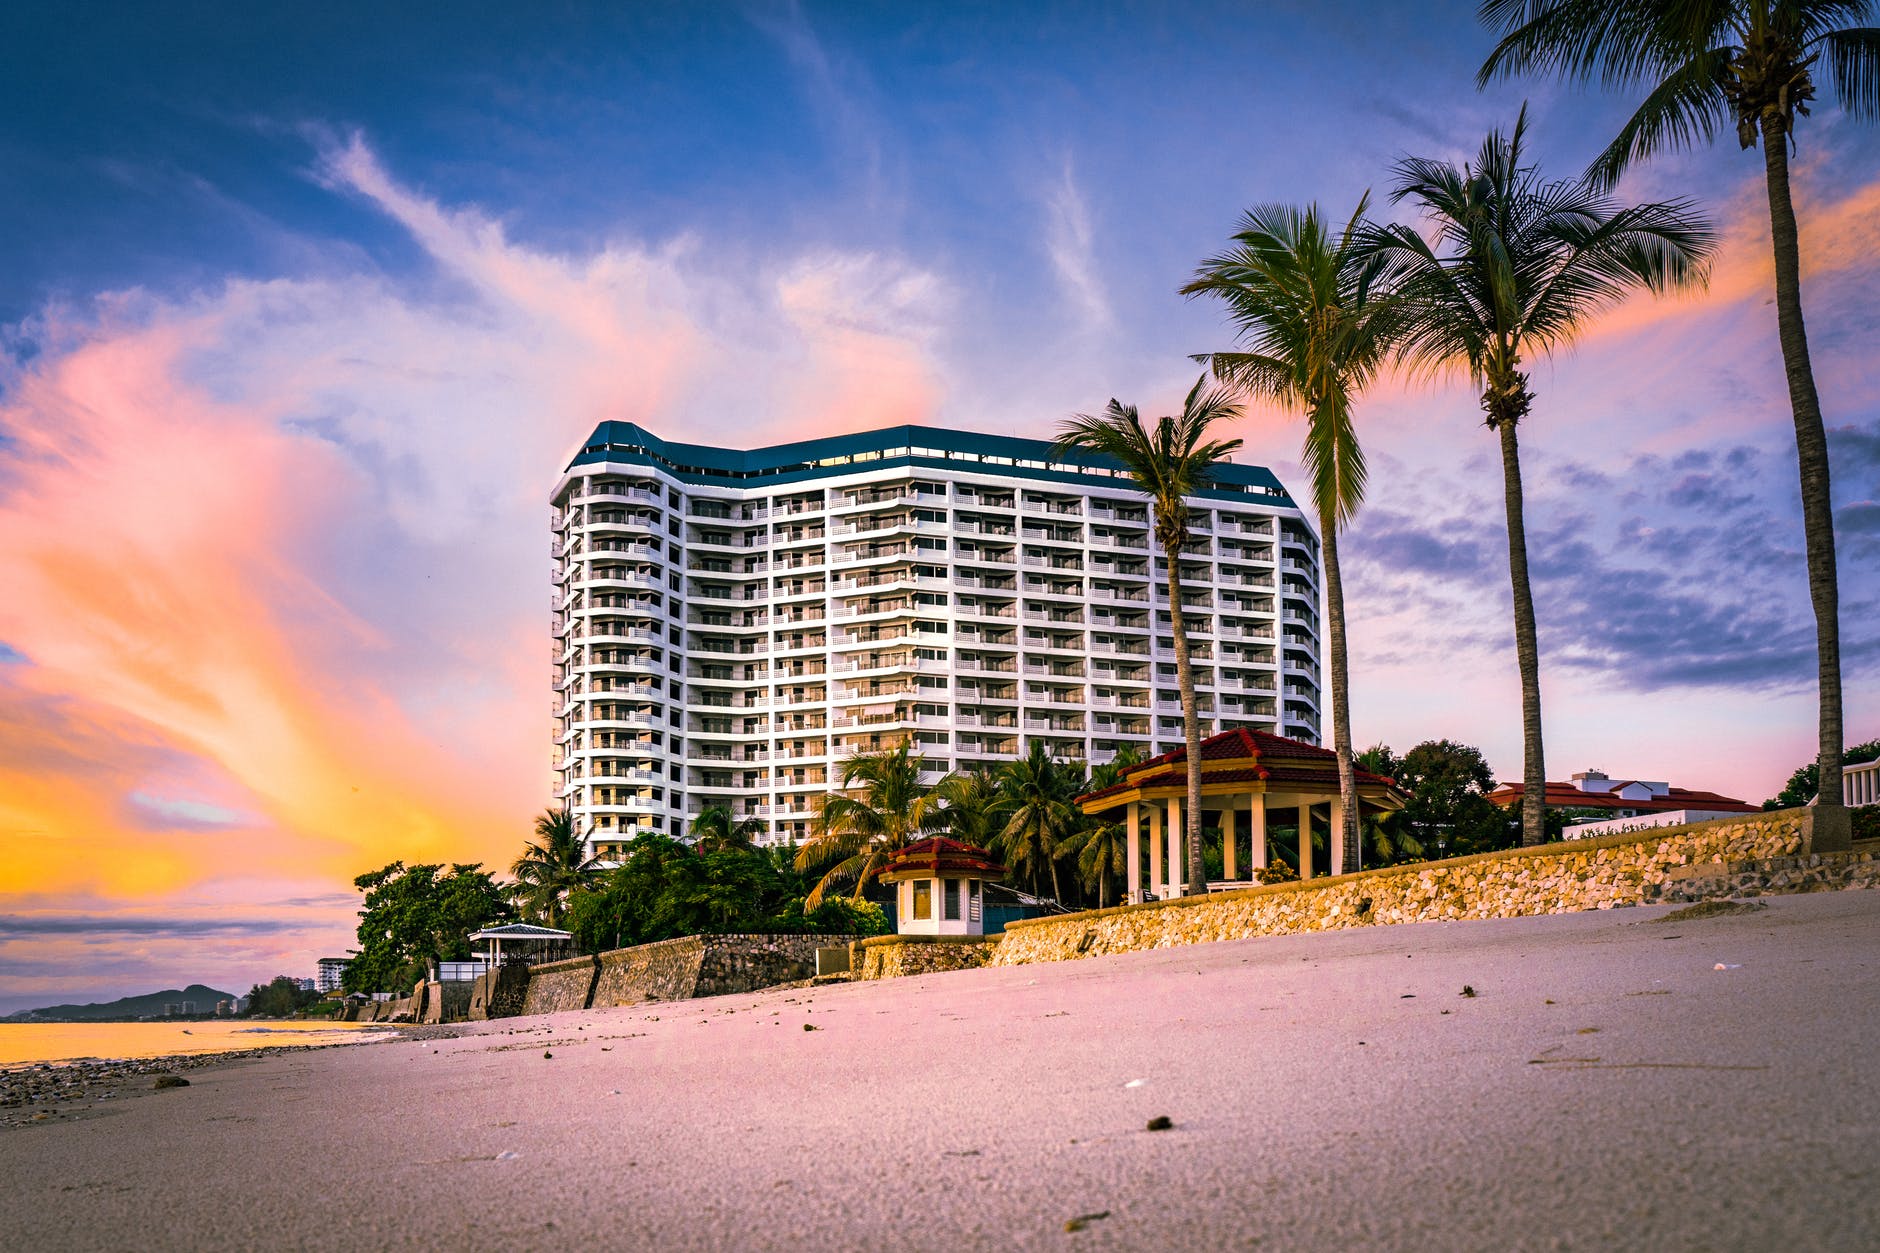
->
[4,891,1877,1251]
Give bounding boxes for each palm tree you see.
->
[511,807,604,927]
[996,741,1084,900]
[1477,0,1875,850]
[1060,746,1142,909]
[689,804,766,855]
[794,743,948,908]
[1057,380,1245,894]
[1368,108,1714,845]
[1183,198,1404,874]
[936,769,1008,848]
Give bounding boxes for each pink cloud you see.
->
[0,138,951,998]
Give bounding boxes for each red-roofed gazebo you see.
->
[1077,727,1406,901]
[876,838,1007,936]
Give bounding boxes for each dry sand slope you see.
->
[3,892,1877,1252]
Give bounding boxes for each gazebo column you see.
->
[1148,802,1163,899]
[1251,798,1268,872]
[1298,802,1314,881]
[1330,797,1347,876]
[1126,802,1141,904]
[1222,804,1237,881]
[1166,796,1182,895]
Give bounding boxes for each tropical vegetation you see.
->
[1057,381,1246,895]
[342,860,514,994]
[510,807,604,927]
[1477,0,1877,849]
[1366,109,1715,845]
[794,741,949,908]
[1183,198,1404,875]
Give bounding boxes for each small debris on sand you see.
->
[1460,985,1477,998]
[1065,1211,1111,1233]
[151,1076,189,1090]
[1145,1116,1173,1132]
[1659,900,1768,922]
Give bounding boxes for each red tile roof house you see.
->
[1485,769,1760,840]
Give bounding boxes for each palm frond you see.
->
[1585,45,1733,186]
[1819,26,1880,116]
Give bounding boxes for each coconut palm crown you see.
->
[1368,108,1715,845]
[1183,197,1404,872]
[1057,378,1244,895]
[1477,0,1875,847]
[794,742,948,908]
[511,807,604,927]
[689,804,767,856]
[996,741,1084,901]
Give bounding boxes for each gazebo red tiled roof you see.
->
[875,837,1008,883]
[1077,727,1405,812]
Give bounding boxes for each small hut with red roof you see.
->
[1077,727,1406,902]
[876,837,1007,936]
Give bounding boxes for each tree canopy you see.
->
[342,861,513,994]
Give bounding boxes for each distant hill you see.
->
[7,984,240,1021]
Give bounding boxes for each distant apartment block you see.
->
[551,422,1324,859]
[316,957,351,993]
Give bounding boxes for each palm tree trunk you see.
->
[1762,119,1849,852]
[1321,502,1360,874]
[1496,415,1547,847]
[1165,542,1207,895]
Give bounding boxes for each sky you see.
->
[0,1,1874,1014]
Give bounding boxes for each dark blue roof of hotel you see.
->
[562,421,1297,506]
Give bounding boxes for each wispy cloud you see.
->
[745,0,893,212]
[0,134,950,1003]
[1043,156,1111,329]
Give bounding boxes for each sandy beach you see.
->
[3,891,1876,1251]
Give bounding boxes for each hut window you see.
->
[944,878,962,921]
[969,881,981,923]
[912,880,932,921]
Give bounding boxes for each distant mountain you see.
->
[6,984,240,1022]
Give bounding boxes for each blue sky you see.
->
[0,1,1874,1011]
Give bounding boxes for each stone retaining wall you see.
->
[856,935,999,980]
[421,981,473,1024]
[587,933,863,1007]
[1654,847,1880,902]
[467,965,530,1021]
[519,955,601,1017]
[990,810,1815,967]
[589,938,706,1008]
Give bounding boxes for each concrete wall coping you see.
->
[857,934,999,950]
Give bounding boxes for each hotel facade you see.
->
[550,422,1324,858]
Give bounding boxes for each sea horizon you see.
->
[0,1020,393,1069]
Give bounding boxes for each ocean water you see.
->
[0,1020,394,1068]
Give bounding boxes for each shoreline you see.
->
[0,1029,404,1130]
[3,893,1877,1249]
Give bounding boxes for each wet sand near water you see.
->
[3,891,1876,1251]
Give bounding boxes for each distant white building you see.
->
[551,421,1325,862]
[316,957,350,993]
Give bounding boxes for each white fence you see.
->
[1848,758,1879,808]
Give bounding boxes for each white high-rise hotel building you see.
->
[551,422,1324,859]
